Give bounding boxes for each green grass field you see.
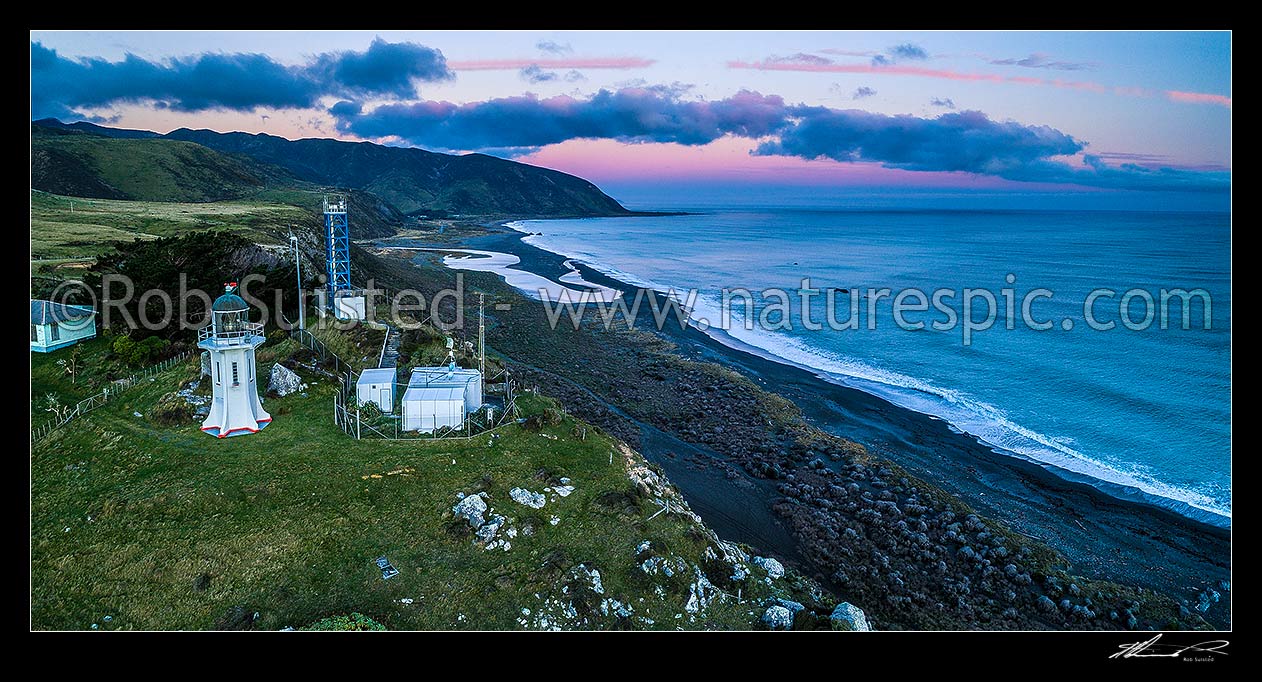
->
[31,190,307,260]
[31,345,810,630]
[31,336,122,423]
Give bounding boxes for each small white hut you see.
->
[399,363,483,432]
[333,292,367,321]
[356,367,396,413]
[30,300,96,352]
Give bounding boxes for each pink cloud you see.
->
[517,137,1073,191]
[727,59,1114,94]
[732,57,1230,110]
[1165,90,1232,107]
[448,57,656,71]
[819,48,879,57]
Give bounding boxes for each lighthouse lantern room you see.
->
[197,283,271,437]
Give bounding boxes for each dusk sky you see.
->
[30,30,1231,210]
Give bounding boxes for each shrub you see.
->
[523,407,565,432]
[112,334,170,367]
[358,399,384,421]
[300,613,386,631]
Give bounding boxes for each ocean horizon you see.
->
[509,205,1231,527]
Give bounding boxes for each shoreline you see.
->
[466,221,1231,531]
[374,224,1231,627]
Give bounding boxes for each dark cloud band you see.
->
[330,87,1226,193]
[31,38,452,117]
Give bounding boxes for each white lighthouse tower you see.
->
[198,283,271,437]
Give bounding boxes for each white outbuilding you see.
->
[408,366,483,412]
[356,367,397,413]
[401,385,467,432]
[333,292,366,321]
[30,300,96,353]
[399,364,483,433]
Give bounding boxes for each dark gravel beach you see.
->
[372,225,1231,630]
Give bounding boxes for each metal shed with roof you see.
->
[401,385,467,432]
[31,300,97,352]
[356,367,397,413]
[407,366,483,413]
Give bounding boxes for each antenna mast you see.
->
[289,229,304,330]
[478,293,486,396]
[323,194,351,307]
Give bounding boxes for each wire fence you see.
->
[332,377,519,441]
[31,351,193,444]
[290,327,356,403]
[292,325,518,442]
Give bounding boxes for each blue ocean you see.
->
[512,206,1231,525]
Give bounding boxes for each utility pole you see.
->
[478,293,486,397]
[289,230,304,330]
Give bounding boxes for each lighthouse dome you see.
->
[212,292,249,312]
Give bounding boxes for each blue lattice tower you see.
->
[323,194,351,304]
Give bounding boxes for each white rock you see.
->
[509,487,547,509]
[452,494,487,528]
[752,556,785,580]
[552,485,575,497]
[549,515,560,526]
[601,598,633,618]
[268,363,305,397]
[476,515,505,543]
[762,605,793,630]
[830,602,872,631]
[573,564,605,594]
[685,571,719,614]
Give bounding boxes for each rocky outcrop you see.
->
[510,487,547,509]
[762,605,793,630]
[752,556,785,580]
[830,602,871,631]
[452,493,488,528]
[268,363,305,397]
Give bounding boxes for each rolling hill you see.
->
[32,118,630,218]
[31,125,279,202]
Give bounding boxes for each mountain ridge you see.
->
[32,118,629,218]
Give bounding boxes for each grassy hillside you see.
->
[31,126,278,202]
[31,336,119,423]
[31,190,308,259]
[31,338,835,631]
[32,118,628,225]
[155,128,630,217]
